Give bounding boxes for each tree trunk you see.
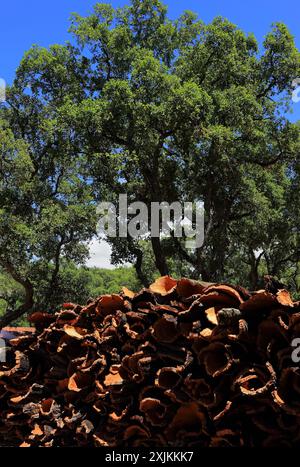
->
[249,264,259,290]
[0,279,34,330]
[0,262,34,330]
[248,249,263,290]
[151,237,169,276]
[134,249,150,288]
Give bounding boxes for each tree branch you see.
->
[0,262,34,330]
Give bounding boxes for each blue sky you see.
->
[1,0,299,120]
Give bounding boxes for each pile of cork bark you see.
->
[0,276,300,447]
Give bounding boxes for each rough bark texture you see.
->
[0,275,299,447]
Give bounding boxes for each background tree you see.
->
[0,87,96,327]
[67,2,300,285]
[0,0,300,329]
[0,264,143,326]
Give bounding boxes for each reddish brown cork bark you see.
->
[0,276,300,447]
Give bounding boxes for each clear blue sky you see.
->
[0,0,299,120]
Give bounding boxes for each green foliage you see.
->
[67,2,300,288]
[85,265,142,296]
[0,264,142,323]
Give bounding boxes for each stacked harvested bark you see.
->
[0,276,300,447]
